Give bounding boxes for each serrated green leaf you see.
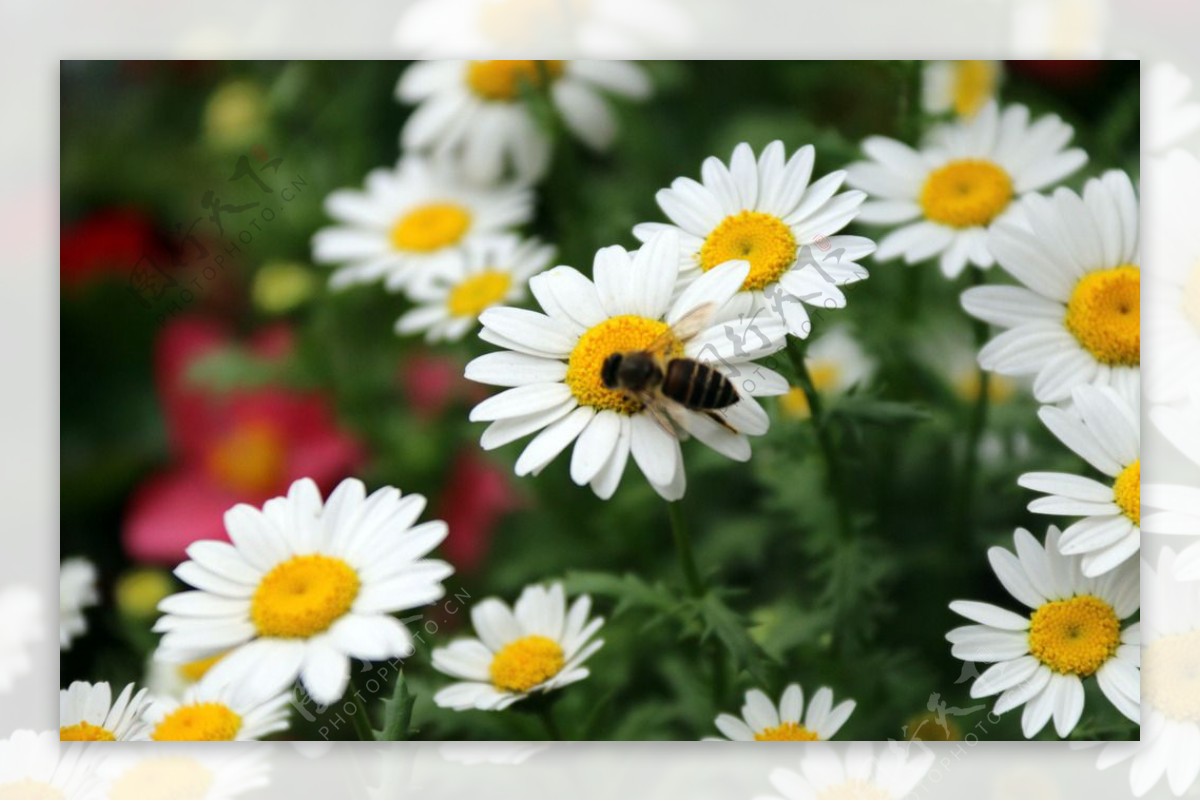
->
[375,671,416,741]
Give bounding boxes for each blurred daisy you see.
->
[145,651,230,701]
[464,230,790,501]
[398,60,650,184]
[848,102,1086,279]
[312,155,533,292]
[101,746,272,800]
[1145,403,1200,581]
[396,235,555,343]
[1019,385,1140,576]
[432,582,602,711]
[1146,61,1200,154]
[767,742,935,799]
[709,683,856,741]
[947,526,1140,738]
[0,731,99,799]
[1144,151,1200,406]
[59,681,152,741]
[777,327,874,420]
[153,477,453,705]
[0,585,38,694]
[60,557,97,650]
[922,60,1002,118]
[146,680,291,741]
[634,140,873,340]
[961,170,1140,403]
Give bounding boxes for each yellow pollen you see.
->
[390,203,472,253]
[1064,265,1141,366]
[447,270,512,318]
[754,721,820,741]
[699,211,798,292]
[816,780,890,800]
[108,757,215,800]
[952,60,998,117]
[205,422,287,496]
[466,60,565,101]
[0,780,65,800]
[177,651,227,683]
[1142,630,1200,722]
[489,634,565,693]
[151,702,242,742]
[1027,595,1121,676]
[565,315,681,414]
[919,159,1013,228]
[250,554,360,638]
[59,722,115,742]
[1113,460,1140,525]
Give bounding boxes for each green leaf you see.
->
[829,395,931,426]
[696,593,773,683]
[375,671,416,741]
[564,571,681,618]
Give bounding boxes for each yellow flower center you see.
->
[389,203,472,253]
[0,780,65,800]
[151,702,243,741]
[699,211,798,292]
[1027,595,1121,676]
[1064,265,1141,366]
[779,364,840,419]
[489,634,565,693]
[250,555,360,638]
[1113,460,1140,525]
[466,60,565,101]
[952,60,997,117]
[1142,630,1200,722]
[108,757,215,800]
[205,422,287,496]
[59,722,115,741]
[177,651,227,683]
[920,159,1013,228]
[565,315,681,415]
[754,721,820,741]
[954,371,1015,404]
[816,780,890,800]
[447,270,513,318]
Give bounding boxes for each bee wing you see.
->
[635,390,688,440]
[646,302,717,355]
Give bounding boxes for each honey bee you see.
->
[599,303,740,434]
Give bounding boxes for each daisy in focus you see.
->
[922,60,1002,118]
[59,681,152,741]
[777,327,874,420]
[847,101,1086,279]
[396,235,555,343]
[431,582,603,711]
[60,557,97,650]
[634,141,873,340]
[312,155,533,292]
[961,170,1140,403]
[1019,385,1140,577]
[947,526,1140,738]
[708,683,856,741]
[397,60,651,184]
[464,230,790,501]
[146,679,291,741]
[153,477,453,705]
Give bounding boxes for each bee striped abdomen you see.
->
[664,358,737,410]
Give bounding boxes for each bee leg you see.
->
[704,410,740,435]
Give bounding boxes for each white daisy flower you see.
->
[1019,385,1140,577]
[59,558,97,651]
[1145,403,1200,581]
[398,60,651,184]
[100,746,272,800]
[464,230,790,501]
[432,582,602,711]
[0,730,100,799]
[767,742,935,799]
[59,681,152,741]
[312,155,533,292]
[396,235,555,343]
[0,585,39,694]
[847,101,1086,279]
[1147,61,1200,154]
[1145,151,1200,406]
[961,170,1140,403]
[777,327,874,420]
[146,679,291,741]
[633,140,874,340]
[709,683,856,741]
[153,477,454,706]
[922,60,1002,118]
[947,526,1140,738]
[144,650,231,701]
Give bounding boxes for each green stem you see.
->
[957,270,992,546]
[667,500,704,598]
[902,59,925,146]
[538,705,564,741]
[347,674,377,741]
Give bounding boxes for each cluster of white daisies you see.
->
[59,60,1143,742]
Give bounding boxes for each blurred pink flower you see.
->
[400,351,483,419]
[436,450,519,573]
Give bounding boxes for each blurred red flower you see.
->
[436,450,520,574]
[61,208,166,288]
[400,351,471,420]
[123,317,364,564]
